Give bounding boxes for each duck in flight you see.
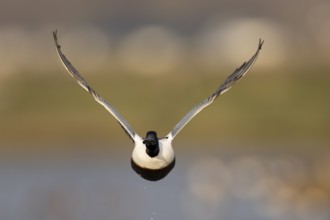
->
[53,30,263,181]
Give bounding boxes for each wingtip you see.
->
[52,30,57,40]
[258,38,264,50]
[52,29,61,49]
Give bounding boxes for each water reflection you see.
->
[0,144,329,220]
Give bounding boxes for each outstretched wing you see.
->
[53,30,140,142]
[168,39,263,139]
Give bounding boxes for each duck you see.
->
[53,30,263,181]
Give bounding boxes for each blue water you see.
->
[0,143,329,220]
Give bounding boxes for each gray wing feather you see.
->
[169,39,263,139]
[53,30,139,142]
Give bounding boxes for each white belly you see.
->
[131,139,175,170]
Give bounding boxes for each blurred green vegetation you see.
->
[0,67,329,146]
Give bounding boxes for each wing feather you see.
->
[53,30,139,142]
[168,39,264,139]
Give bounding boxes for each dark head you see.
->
[143,131,159,157]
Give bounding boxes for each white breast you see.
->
[131,138,175,170]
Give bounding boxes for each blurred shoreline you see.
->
[1,70,329,146]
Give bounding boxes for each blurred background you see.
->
[0,0,329,219]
